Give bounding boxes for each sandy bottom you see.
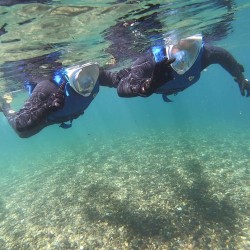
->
[0,127,249,250]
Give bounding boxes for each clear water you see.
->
[0,1,250,249]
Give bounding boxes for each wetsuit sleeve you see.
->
[1,80,60,138]
[98,53,174,97]
[116,54,175,97]
[116,54,156,97]
[201,45,245,82]
[98,68,131,88]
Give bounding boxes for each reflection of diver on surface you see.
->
[104,4,163,63]
[168,0,236,43]
[0,0,50,6]
[0,23,7,36]
[1,51,63,92]
[104,0,236,64]
[196,0,236,42]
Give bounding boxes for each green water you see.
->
[0,0,250,249]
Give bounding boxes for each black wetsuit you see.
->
[1,70,118,138]
[115,44,245,97]
[0,44,245,138]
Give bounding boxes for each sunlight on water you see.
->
[0,0,237,65]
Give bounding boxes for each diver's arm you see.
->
[1,80,65,138]
[98,68,131,88]
[117,55,175,97]
[201,45,245,81]
[201,45,250,96]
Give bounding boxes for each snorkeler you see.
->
[0,53,122,138]
[114,34,250,101]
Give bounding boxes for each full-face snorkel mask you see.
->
[166,34,203,75]
[66,62,99,97]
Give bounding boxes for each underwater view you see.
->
[0,0,250,249]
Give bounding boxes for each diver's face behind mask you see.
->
[171,50,190,75]
[167,34,203,75]
[66,62,99,97]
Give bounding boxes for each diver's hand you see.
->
[237,78,250,97]
[46,81,66,111]
[140,57,175,95]
[152,57,176,84]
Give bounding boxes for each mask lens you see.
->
[66,62,99,96]
[169,34,202,75]
[172,50,188,71]
[75,72,95,96]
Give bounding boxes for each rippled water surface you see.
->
[0,0,250,249]
[0,0,246,90]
